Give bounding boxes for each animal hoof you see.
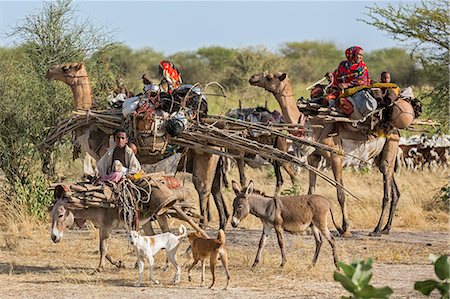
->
[116,261,125,269]
[340,230,352,238]
[369,231,381,237]
[96,267,103,273]
[381,229,390,235]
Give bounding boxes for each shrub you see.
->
[334,258,393,299]
[414,254,450,299]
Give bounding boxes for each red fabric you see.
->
[164,177,181,189]
[327,46,370,99]
[338,98,354,116]
[159,60,182,87]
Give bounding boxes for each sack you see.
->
[348,90,377,119]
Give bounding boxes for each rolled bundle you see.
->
[390,99,415,129]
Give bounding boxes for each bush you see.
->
[414,254,450,299]
[334,258,393,299]
[13,175,53,220]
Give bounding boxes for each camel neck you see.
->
[273,83,301,125]
[70,78,93,110]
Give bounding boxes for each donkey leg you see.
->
[253,224,271,268]
[310,225,323,266]
[99,229,122,270]
[275,225,287,267]
[283,162,299,187]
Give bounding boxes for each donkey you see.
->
[231,181,338,268]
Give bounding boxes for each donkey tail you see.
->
[177,224,187,239]
[217,229,226,245]
[329,207,340,231]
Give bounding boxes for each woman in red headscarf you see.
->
[323,46,371,114]
[328,46,370,94]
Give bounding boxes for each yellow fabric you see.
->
[339,83,400,98]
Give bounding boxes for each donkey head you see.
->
[50,199,74,243]
[231,180,254,227]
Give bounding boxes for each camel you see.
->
[46,63,229,230]
[249,72,405,237]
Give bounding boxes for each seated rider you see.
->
[96,128,142,183]
[380,71,391,83]
[324,46,371,115]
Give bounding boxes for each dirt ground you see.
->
[0,225,448,299]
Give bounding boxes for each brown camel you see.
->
[46,63,229,229]
[249,72,405,237]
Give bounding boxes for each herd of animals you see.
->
[45,62,447,289]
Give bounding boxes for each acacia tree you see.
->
[363,0,449,130]
[0,0,118,217]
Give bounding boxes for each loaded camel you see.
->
[249,72,413,237]
[46,63,229,230]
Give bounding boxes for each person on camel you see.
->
[96,128,141,183]
[324,46,371,115]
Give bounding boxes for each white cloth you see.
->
[96,145,141,177]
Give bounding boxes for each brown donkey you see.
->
[231,181,338,268]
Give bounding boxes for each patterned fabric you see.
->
[333,46,370,88]
[159,60,182,93]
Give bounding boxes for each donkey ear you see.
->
[244,181,254,197]
[231,180,241,195]
[279,73,287,81]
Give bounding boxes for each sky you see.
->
[0,1,408,55]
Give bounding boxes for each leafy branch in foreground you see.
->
[334,258,393,299]
[414,254,450,299]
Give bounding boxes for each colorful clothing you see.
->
[332,46,370,89]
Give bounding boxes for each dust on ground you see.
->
[0,226,448,299]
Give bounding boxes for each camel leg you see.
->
[382,174,401,234]
[307,153,321,195]
[282,162,298,187]
[142,221,156,235]
[211,159,229,230]
[330,153,350,236]
[237,155,247,188]
[193,151,219,228]
[273,160,284,195]
[370,136,398,237]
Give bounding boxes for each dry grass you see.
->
[0,165,448,298]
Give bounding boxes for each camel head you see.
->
[249,72,289,94]
[46,63,88,86]
[46,62,93,110]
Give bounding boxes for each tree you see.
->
[363,0,449,130]
[279,41,341,83]
[0,0,117,203]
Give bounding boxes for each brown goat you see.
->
[231,180,338,268]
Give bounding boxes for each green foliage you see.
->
[334,258,393,298]
[363,0,449,131]
[280,41,341,83]
[415,254,450,299]
[13,175,53,220]
[280,185,302,196]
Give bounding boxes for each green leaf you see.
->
[334,271,357,293]
[434,255,450,280]
[414,280,439,295]
[338,261,356,278]
[436,282,449,298]
[352,263,363,285]
[357,269,373,288]
[358,285,393,298]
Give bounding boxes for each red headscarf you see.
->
[333,46,370,88]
